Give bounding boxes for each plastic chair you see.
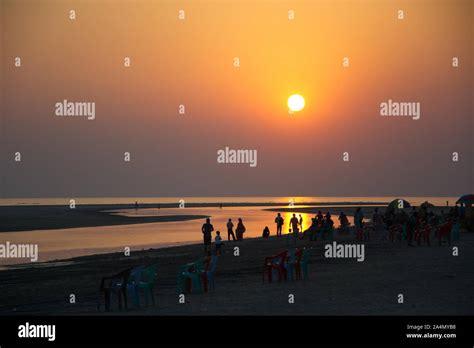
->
[285,249,300,281]
[438,221,453,246]
[99,267,132,312]
[136,263,158,306]
[202,255,218,291]
[263,251,287,283]
[176,260,204,294]
[126,265,146,307]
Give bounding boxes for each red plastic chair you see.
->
[263,251,288,283]
[438,221,453,245]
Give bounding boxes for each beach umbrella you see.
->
[420,201,435,209]
[456,194,474,205]
[387,199,411,209]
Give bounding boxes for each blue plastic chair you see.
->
[204,255,218,291]
[126,265,146,307]
[285,249,298,281]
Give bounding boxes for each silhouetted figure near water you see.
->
[236,218,246,241]
[226,218,236,241]
[202,218,214,254]
[135,201,138,210]
[290,213,299,234]
[275,213,284,237]
[354,207,363,232]
[262,226,270,238]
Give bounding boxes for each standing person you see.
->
[236,218,246,241]
[290,214,299,235]
[215,231,223,255]
[275,213,284,237]
[298,214,303,233]
[354,207,363,235]
[201,218,214,255]
[317,211,324,222]
[226,218,236,241]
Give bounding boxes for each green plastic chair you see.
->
[136,263,158,306]
[176,260,205,294]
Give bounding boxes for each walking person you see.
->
[275,213,284,237]
[226,218,236,241]
[354,207,364,237]
[298,214,303,233]
[201,218,214,255]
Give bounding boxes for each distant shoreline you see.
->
[0,202,388,233]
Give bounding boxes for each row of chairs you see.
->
[263,248,310,283]
[176,255,218,294]
[99,255,219,311]
[99,263,158,312]
[389,220,460,246]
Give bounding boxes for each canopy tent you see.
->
[456,194,474,205]
[456,194,473,219]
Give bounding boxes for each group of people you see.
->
[201,217,247,255]
[201,205,461,254]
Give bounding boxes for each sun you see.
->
[288,94,305,112]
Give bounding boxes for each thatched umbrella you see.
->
[387,199,411,210]
[420,201,435,209]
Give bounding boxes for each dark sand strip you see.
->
[0,229,472,315]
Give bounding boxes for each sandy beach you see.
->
[1,215,472,316]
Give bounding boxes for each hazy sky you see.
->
[1,0,473,198]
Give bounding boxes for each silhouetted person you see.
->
[202,218,214,254]
[275,213,284,237]
[236,218,246,241]
[290,214,299,234]
[226,218,236,241]
[135,201,138,210]
[354,207,363,232]
[262,226,270,238]
[215,231,223,255]
[298,214,303,232]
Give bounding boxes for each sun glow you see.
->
[288,94,305,112]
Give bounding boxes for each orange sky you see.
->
[1,0,473,197]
